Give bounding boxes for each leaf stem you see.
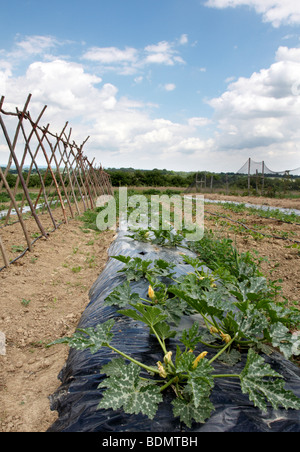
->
[140,297,153,304]
[150,325,168,355]
[107,344,160,375]
[208,333,238,365]
[198,340,224,349]
[212,374,240,379]
[159,376,178,392]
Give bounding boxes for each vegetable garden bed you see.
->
[48,216,300,432]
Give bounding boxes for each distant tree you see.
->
[5,173,17,188]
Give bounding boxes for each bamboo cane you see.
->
[4,105,47,225]
[0,233,9,268]
[31,124,68,224]
[0,166,33,251]
[0,95,48,238]
[19,121,57,229]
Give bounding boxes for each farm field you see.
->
[203,198,300,306]
[0,192,299,432]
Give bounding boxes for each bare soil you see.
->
[0,218,115,432]
[203,195,300,305]
[0,193,299,432]
[203,192,300,211]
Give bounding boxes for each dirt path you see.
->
[0,193,299,432]
[0,219,115,432]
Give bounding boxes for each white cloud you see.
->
[225,76,236,83]
[163,83,176,91]
[207,46,300,169]
[0,53,212,170]
[188,117,212,127]
[83,46,138,64]
[0,60,12,95]
[276,45,300,62]
[82,37,186,75]
[3,33,300,172]
[205,0,300,27]
[2,58,110,139]
[179,34,189,45]
[133,75,143,84]
[4,35,66,64]
[15,35,59,55]
[20,60,103,109]
[144,40,185,66]
[82,46,140,75]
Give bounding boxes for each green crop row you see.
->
[48,214,300,428]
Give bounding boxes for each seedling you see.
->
[11,245,25,253]
[71,266,82,273]
[21,298,31,307]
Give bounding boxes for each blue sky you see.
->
[1,0,300,172]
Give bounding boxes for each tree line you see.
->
[106,168,300,195]
[1,167,300,196]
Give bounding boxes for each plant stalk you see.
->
[159,376,178,392]
[150,325,168,355]
[208,333,238,365]
[108,344,160,375]
[212,373,240,379]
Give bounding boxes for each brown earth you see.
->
[0,193,299,432]
[202,195,300,305]
[203,192,300,211]
[0,218,116,432]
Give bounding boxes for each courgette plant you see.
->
[49,252,300,427]
[48,230,300,427]
[48,303,300,428]
[107,251,300,362]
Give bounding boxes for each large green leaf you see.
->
[118,303,168,328]
[180,322,216,350]
[265,303,300,328]
[100,357,127,377]
[231,276,269,304]
[150,259,176,278]
[111,255,132,265]
[267,322,300,359]
[240,349,300,412]
[104,281,140,308]
[169,273,236,319]
[175,351,196,374]
[172,396,214,428]
[204,288,236,315]
[233,305,269,342]
[112,255,152,281]
[47,319,115,353]
[151,321,176,341]
[181,254,203,269]
[187,359,215,408]
[180,322,204,351]
[163,297,190,326]
[98,361,162,419]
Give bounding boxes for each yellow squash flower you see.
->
[192,351,208,369]
[148,285,155,300]
[157,361,167,378]
[220,332,231,344]
[210,326,219,334]
[164,351,173,365]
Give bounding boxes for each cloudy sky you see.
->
[1,0,300,172]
